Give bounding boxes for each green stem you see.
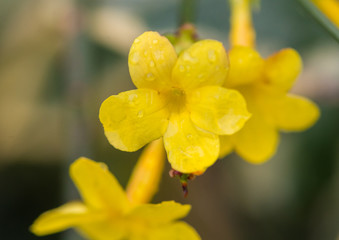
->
[179,0,197,25]
[298,0,339,43]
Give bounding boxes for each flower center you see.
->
[164,87,187,114]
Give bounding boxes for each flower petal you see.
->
[78,220,127,240]
[148,222,201,240]
[224,46,264,88]
[30,202,102,236]
[269,94,320,131]
[263,48,302,91]
[163,112,219,173]
[188,86,251,135]
[99,89,169,152]
[128,201,191,225]
[128,31,177,91]
[234,116,279,164]
[172,40,229,89]
[219,135,235,158]
[70,157,130,212]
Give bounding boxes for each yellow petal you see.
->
[172,40,229,89]
[188,86,251,135]
[234,116,279,164]
[163,112,219,173]
[224,46,264,88]
[128,31,177,91]
[99,89,169,152]
[219,135,235,158]
[30,202,102,236]
[128,201,191,225]
[70,157,130,213]
[270,94,320,131]
[78,220,127,240]
[126,139,166,205]
[263,48,302,91]
[148,222,201,240]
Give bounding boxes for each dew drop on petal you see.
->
[144,50,148,56]
[154,50,164,60]
[179,65,185,72]
[128,93,138,103]
[130,52,140,64]
[208,50,216,62]
[137,110,144,118]
[134,39,140,44]
[183,52,198,63]
[152,39,158,44]
[186,134,193,139]
[149,61,155,67]
[146,72,155,81]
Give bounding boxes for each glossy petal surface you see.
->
[99,89,169,152]
[188,86,251,135]
[70,157,130,212]
[128,31,177,91]
[172,40,229,89]
[164,112,219,173]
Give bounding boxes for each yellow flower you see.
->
[312,0,339,27]
[219,46,320,163]
[99,31,250,173]
[31,157,200,240]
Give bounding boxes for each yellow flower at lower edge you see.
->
[31,157,200,240]
[99,31,250,174]
[220,46,320,164]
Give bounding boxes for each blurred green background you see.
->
[0,0,338,239]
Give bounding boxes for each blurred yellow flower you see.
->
[31,157,200,240]
[312,0,339,27]
[100,31,250,173]
[220,46,320,163]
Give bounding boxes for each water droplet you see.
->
[130,52,140,64]
[208,50,216,62]
[152,39,158,44]
[144,50,148,56]
[183,52,198,63]
[128,94,138,102]
[146,72,155,81]
[149,61,155,67]
[186,134,193,139]
[137,110,144,118]
[134,39,140,44]
[154,50,164,60]
[179,65,185,72]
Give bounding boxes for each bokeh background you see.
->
[0,0,338,239]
